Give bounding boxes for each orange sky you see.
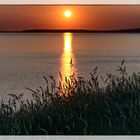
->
[0,5,140,31]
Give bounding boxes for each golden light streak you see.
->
[60,32,76,80]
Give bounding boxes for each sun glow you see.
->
[64,10,72,18]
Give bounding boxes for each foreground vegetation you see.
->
[0,62,140,135]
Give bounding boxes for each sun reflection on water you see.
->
[60,32,76,80]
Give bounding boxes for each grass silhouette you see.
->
[0,61,140,135]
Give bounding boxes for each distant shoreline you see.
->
[1,29,140,33]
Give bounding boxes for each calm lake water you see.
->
[0,33,140,98]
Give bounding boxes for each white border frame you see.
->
[0,0,140,139]
[0,136,140,140]
[0,0,140,4]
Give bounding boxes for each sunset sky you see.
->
[0,5,140,31]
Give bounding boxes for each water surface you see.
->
[0,33,140,98]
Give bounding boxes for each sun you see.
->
[64,10,72,18]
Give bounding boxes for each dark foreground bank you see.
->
[0,62,140,135]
